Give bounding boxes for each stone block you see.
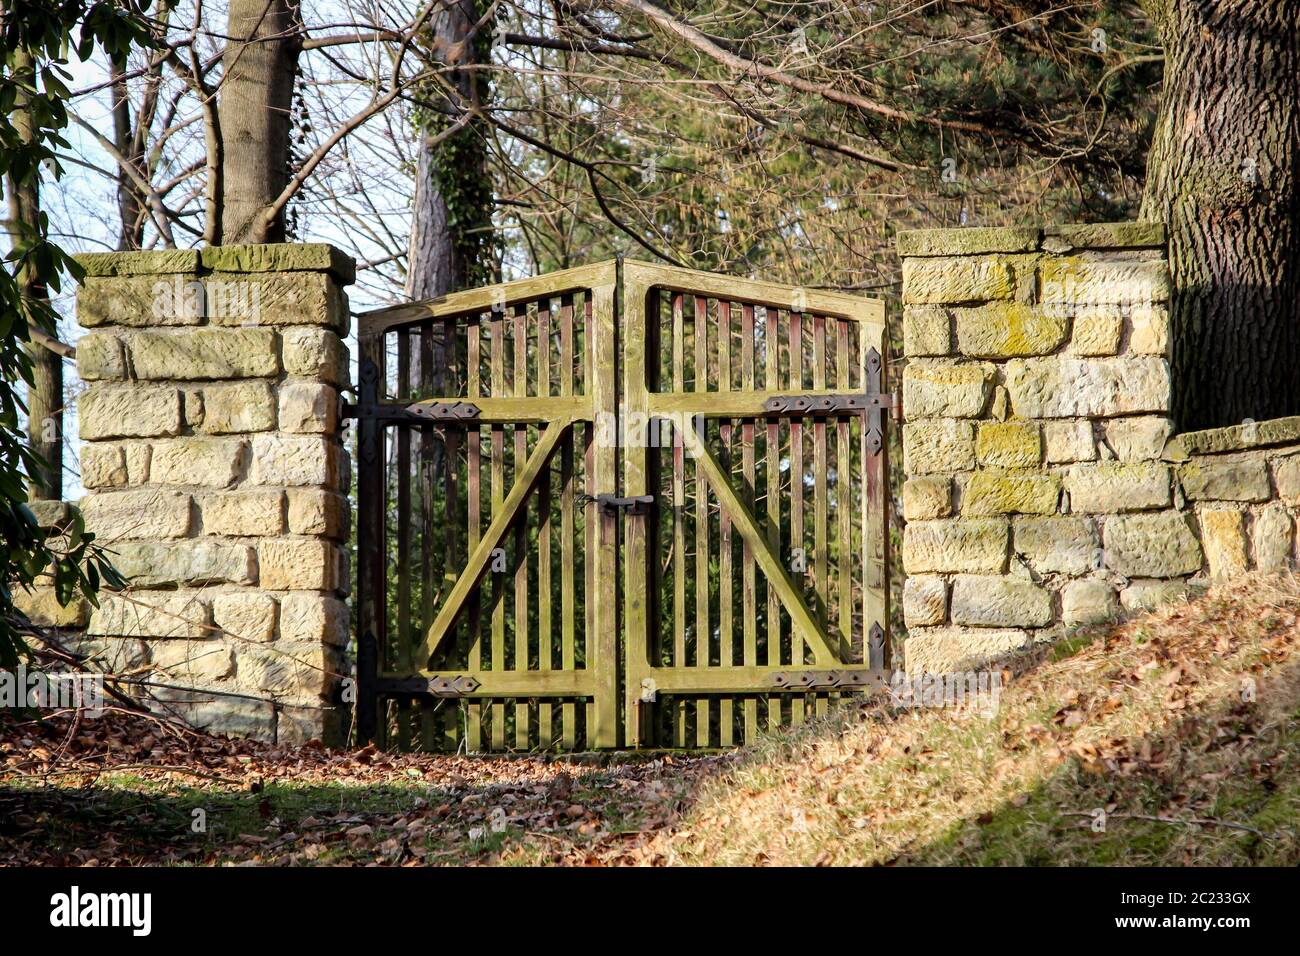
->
[88,592,212,639]
[76,332,126,380]
[903,362,994,418]
[1253,503,1293,573]
[976,421,1041,468]
[259,538,339,591]
[1274,454,1300,503]
[236,640,342,701]
[902,256,1016,304]
[904,420,974,475]
[199,243,355,284]
[896,226,1040,257]
[80,444,128,489]
[13,588,89,628]
[150,437,248,488]
[951,575,1052,627]
[1120,579,1190,613]
[286,489,347,537]
[903,519,1008,574]
[201,490,285,536]
[1104,416,1173,462]
[902,477,952,521]
[1200,508,1248,579]
[281,327,347,385]
[151,639,235,683]
[249,434,340,487]
[77,274,204,327]
[1061,579,1117,625]
[1043,420,1096,464]
[79,385,181,439]
[278,382,338,434]
[903,627,1028,674]
[953,303,1067,357]
[903,576,947,626]
[81,489,192,540]
[1038,258,1170,306]
[1004,357,1170,418]
[1065,462,1171,513]
[903,305,950,356]
[1068,305,1123,356]
[1103,512,1202,577]
[200,381,277,433]
[127,327,278,380]
[213,591,278,643]
[278,592,350,647]
[108,540,256,587]
[1179,455,1271,503]
[1012,516,1100,574]
[1128,304,1170,355]
[963,472,1060,516]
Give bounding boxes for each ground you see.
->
[4,575,1300,866]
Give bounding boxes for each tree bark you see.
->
[110,54,146,250]
[1140,0,1300,429]
[6,47,61,500]
[217,0,303,244]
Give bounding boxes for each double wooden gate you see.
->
[354,259,889,751]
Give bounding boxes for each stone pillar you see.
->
[73,244,353,744]
[896,223,1186,673]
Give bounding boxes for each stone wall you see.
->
[897,223,1300,673]
[22,244,354,743]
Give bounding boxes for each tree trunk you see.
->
[1140,0,1300,429]
[110,54,146,250]
[217,0,303,244]
[6,47,61,500]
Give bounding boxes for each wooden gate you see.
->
[353,259,889,751]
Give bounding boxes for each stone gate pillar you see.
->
[73,244,353,744]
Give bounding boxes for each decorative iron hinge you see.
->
[377,675,481,697]
[405,401,481,422]
[770,669,888,691]
[760,346,892,455]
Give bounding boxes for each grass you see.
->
[4,574,1300,865]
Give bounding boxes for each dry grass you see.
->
[632,575,1300,866]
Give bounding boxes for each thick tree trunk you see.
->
[406,0,482,301]
[217,0,303,244]
[1140,0,1300,429]
[7,48,60,500]
[110,55,145,250]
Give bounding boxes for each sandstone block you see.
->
[201,490,285,536]
[1253,503,1293,573]
[281,327,347,385]
[1043,420,1096,464]
[1103,512,1202,577]
[278,382,338,434]
[1004,357,1169,418]
[88,592,211,639]
[904,420,975,475]
[259,538,339,591]
[13,588,89,628]
[903,362,994,418]
[902,477,952,521]
[902,256,1016,304]
[1128,304,1170,355]
[80,444,128,489]
[79,385,181,439]
[903,305,950,356]
[903,627,1028,674]
[1068,305,1123,356]
[236,640,342,701]
[903,519,1008,574]
[151,639,235,683]
[278,592,350,647]
[1012,516,1100,574]
[976,421,1041,468]
[953,303,1067,357]
[1038,258,1170,306]
[963,472,1060,516]
[1275,454,1300,503]
[1179,456,1270,502]
[77,274,204,327]
[213,591,278,643]
[950,575,1052,627]
[896,226,1040,257]
[81,489,191,540]
[1121,579,1190,613]
[286,489,347,537]
[127,327,279,380]
[1061,579,1117,625]
[150,437,248,488]
[76,332,126,380]
[1104,416,1173,462]
[1200,509,1248,579]
[249,434,339,487]
[1065,462,1171,513]
[108,540,256,587]
[903,576,947,627]
[200,381,277,433]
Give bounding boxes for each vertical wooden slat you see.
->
[622,272,654,747]
[716,299,733,746]
[836,320,853,655]
[591,270,619,747]
[740,303,759,738]
[467,317,482,751]
[560,294,576,748]
[807,315,829,725]
[355,332,387,745]
[671,290,687,747]
[583,292,596,744]
[439,319,461,750]
[513,302,530,750]
[537,298,553,747]
[788,311,805,727]
[395,330,413,751]
[420,322,440,749]
[693,295,710,748]
[764,307,783,730]
[490,307,506,750]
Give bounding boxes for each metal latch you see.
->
[579,494,655,515]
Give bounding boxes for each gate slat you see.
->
[420,322,440,747]
[836,320,853,656]
[717,299,734,746]
[764,306,783,730]
[396,329,413,750]
[788,311,805,727]
[490,308,506,750]
[671,290,687,748]
[740,303,759,736]
[560,294,576,749]
[513,302,530,751]
[537,298,553,748]
[693,294,710,748]
[467,317,483,751]
[811,314,828,722]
